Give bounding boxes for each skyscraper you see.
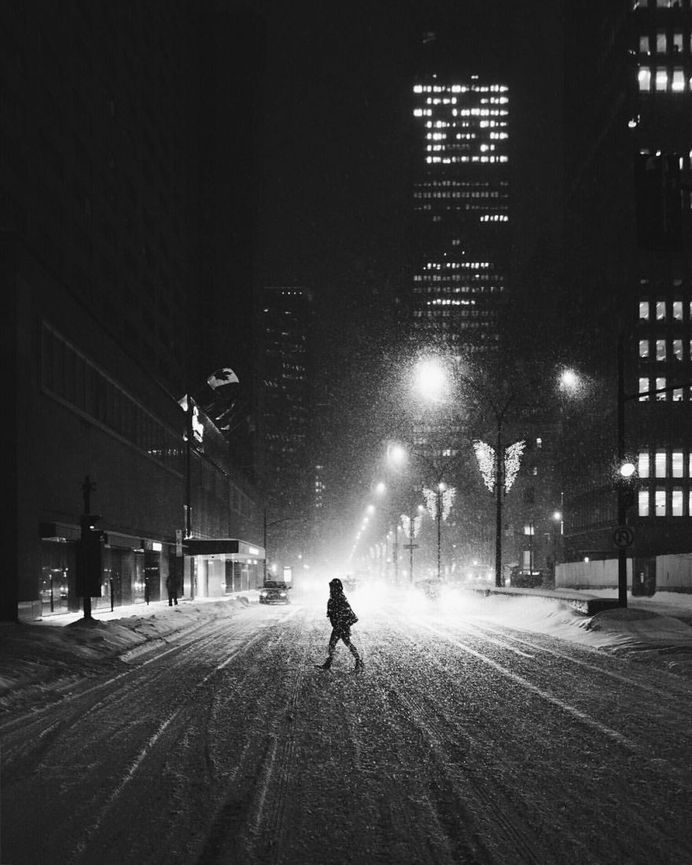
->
[260,286,314,571]
[407,75,510,360]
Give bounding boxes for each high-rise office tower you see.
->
[408,75,510,361]
[260,286,314,570]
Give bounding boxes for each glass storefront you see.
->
[40,541,74,615]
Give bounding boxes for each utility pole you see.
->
[78,475,98,620]
[616,333,628,608]
[495,416,504,588]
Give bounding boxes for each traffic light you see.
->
[76,514,105,598]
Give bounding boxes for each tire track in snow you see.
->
[412,617,636,751]
[71,630,267,864]
[462,618,692,701]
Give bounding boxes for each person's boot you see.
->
[319,658,332,670]
[354,657,364,673]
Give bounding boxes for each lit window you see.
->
[673,388,683,401]
[673,68,686,92]
[673,32,684,53]
[655,451,667,477]
[656,339,666,361]
[638,452,650,478]
[655,489,666,516]
[657,31,667,53]
[673,489,683,516]
[640,34,651,54]
[673,339,683,360]
[673,451,683,477]
[656,377,667,400]
[655,68,668,91]
[639,490,650,517]
[656,300,666,320]
[638,67,652,91]
[639,300,650,320]
[639,339,650,358]
[523,524,535,535]
[673,300,683,320]
[639,377,650,401]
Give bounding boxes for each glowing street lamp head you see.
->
[413,357,447,402]
[620,461,636,479]
[374,481,386,495]
[387,442,407,466]
[559,368,580,391]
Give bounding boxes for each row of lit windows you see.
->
[415,277,502,286]
[639,299,691,320]
[415,275,503,285]
[426,155,509,164]
[633,0,687,9]
[637,450,692,477]
[425,260,491,270]
[428,298,477,306]
[638,375,690,399]
[416,179,506,189]
[479,214,509,222]
[413,84,508,94]
[413,284,502,294]
[638,489,691,517]
[414,107,508,118]
[638,32,691,54]
[414,192,508,201]
[639,338,692,360]
[426,145,506,155]
[638,66,692,91]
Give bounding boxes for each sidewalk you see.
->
[31,591,260,628]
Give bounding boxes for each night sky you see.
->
[243,0,565,514]
[252,0,564,304]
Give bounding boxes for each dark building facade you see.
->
[557,0,692,593]
[260,286,314,575]
[1,2,266,621]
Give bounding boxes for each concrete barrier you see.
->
[471,586,621,616]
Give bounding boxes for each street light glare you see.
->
[414,357,447,402]
[620,462,636,479]
[560,369,580,391]
[388,443,407,466]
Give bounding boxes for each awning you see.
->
[183,538,265,559]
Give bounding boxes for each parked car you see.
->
[259,581,291,604]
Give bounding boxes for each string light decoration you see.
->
[473,440,496,492]
[473,439,526,492]
[503,440,526,492]
[423,486,456,521]
[400,513,423,539]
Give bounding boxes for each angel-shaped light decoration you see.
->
[422,485,456,521]
[473,439,526,493]
[400,512,423,540]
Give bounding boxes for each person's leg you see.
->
[320,629,339,668]
[342,634,363,669]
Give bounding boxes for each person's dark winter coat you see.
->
[319,578,363,672]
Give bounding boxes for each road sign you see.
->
[612,526,634,548]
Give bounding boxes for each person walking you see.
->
[166,571,179,606]
[319,578,363,672]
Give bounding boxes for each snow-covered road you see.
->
[2,591,692,865]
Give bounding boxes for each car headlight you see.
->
[259,591,267,597]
